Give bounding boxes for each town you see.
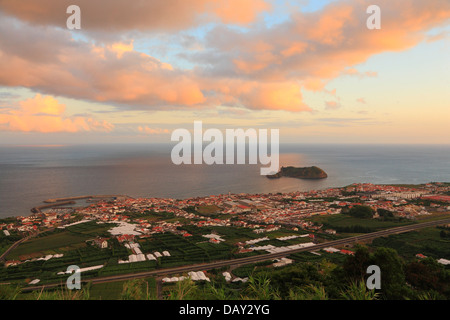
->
[1,182,449,295]
[4,182,449,235]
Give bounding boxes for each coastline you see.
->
[19,181,450,219]
[30,195,131,215]
[2,143,450,219]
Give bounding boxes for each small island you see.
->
[266,166,328,180]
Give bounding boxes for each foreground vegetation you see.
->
[1,244,448,300]
[1,205,448,300]
[0,220,315,286]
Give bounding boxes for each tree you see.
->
[288,284,328,300]
[342,246,412,299]
[243,273,281,300]
[343,245,371,282]
[439,230,450,239]
[340,281,380,300]
[405,258,450,298]
[370,247,410,299]
[121,279,145,300]
[33,284,91,300]
[268,263,323,298]
[165,278,200,300]
[377,208,394,220]
[348,205,375,219]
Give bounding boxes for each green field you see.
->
[288,250,348,264]
[5,221,115,260]
[307,213,414,233]
[232,260,273,278]
[65,221,116,235]
[0,232,22,257]
[4,212,438,290]
[371,227,450,260]
[196,205,221,215]
[139,232,233,267]
[415,212,450,222]
[0,221,129,285]
[5,232,89,260]
[88,277,157,300]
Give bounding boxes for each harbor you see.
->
[31,195,131,214]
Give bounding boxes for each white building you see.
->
[146,253,156,260]
[273,258,293,267]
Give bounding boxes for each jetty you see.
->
[43,195,129,203]
[31,195,131,214]
[31,201,76,214]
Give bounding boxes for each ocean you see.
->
[0,143,449,218]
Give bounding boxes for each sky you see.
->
[0,0,449,145]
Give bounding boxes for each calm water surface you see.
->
[0,144,449,218]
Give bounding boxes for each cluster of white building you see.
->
[277,235,301,241]
[245,237,269,245]
[437,258,450,265]
[371,191,425,200]
[222,272,248,283]
[323,247,341,253]
[202,233,225,242]
[57,219,93,229]
[36,254,64,261]
[146,251,171,260]
[56,264,104,276]
[162,271,210,283]
[273,257,293,268]
[249,242,315,254]
[243,234,310,248]
[119,241,171,264]
[108,221,142,236]
[7,253,65,267]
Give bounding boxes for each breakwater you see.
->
[31,195,130,214]
[43,195,129,203]
[31,201,76,214]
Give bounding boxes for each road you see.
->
[0,236,30,262]
[0,228,53,263]
[21,217,450,292]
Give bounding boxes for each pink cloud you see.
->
[0,94,114,133]
[0,0,448,114]
[0,0,270,31]
[325,101,341,109]
[201,0,449,84]
[138,126,170,135]
[343,68,378,78]
[356,98,366,104]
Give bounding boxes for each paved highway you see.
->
[22,217,450,292]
